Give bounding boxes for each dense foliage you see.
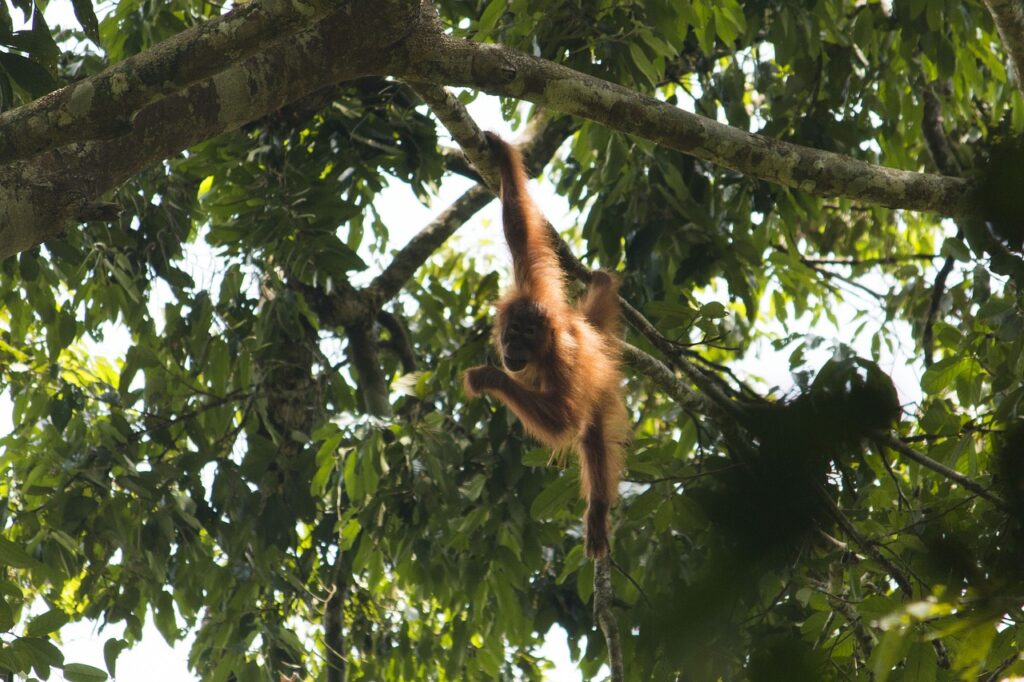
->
[1,0,1024,680]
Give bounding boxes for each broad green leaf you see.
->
[477,0,505,34]
[529,474,577,520]
[870,626,910,682]
[102,638,127,678]
[0,536,46,572]
[70,0,100,42]
[62,662,109,682]
[0,52,55,98]
[920,357,962,394]
[25,609,68,637]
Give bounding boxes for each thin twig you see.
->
[878,433,1004,508]
[984,650,1022,682]
[876,443,910,509]
[798,254,939,266]
[609,556,651,606]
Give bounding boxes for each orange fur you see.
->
[464,133,629,559]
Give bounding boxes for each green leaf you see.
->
[555,545,586,584]
[529,474,577,520]
[902,642,937,682]
[153,592,178,643]
[459,474,487,501]
[15,636,63,670]
[0,599,15,631]
[521,448,550,467]
[699,301,728,319]
[49,394,72,433]
[361,447,379,497]
[628,42,658,85]
[477,0,505,34]
[870,626,910,682]
[70,0,100,42]
[57,307,78,351]
[29,8,59,66]
[63,662,109,681]
[940,237,970,261]
[343,450,361,502]
[25,609,68,637]
[920,357,962,394]
[18,250,39,280]
[102,638,127,678]
[0,52,55,98]
[338,518,361,551]
[0,536,46,572]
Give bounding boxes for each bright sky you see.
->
[1,3,934,680]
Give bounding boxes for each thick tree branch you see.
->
[619,342,707,413]
[0,0,348,164]
[402,32,974,217]
[0,1,417,261]
[983,0,1024,94]
[409,82,502,189]
[0,1,984,263]
[345,318,393,418]
[365,185,493,309]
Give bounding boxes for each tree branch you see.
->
[921,256,957,368]
[0,0,349,164]
[983,0,1024,95]
[807,578,875,659]
[919,84,963,368]
[796,254,939,266]
[364,112,574,310]
[365,185,493,309]
[322,558,348,682]
[879,433,1005,507]
[0,1,419,261]
[345,318,393,418]
[818,485,913,596]
[921,85,961,177]
[593,556,624,682]
[409,82,502,189]
[402,32,974,217]
[2,1,983,263]
[618,341,708,414]
[377,310,418,373]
